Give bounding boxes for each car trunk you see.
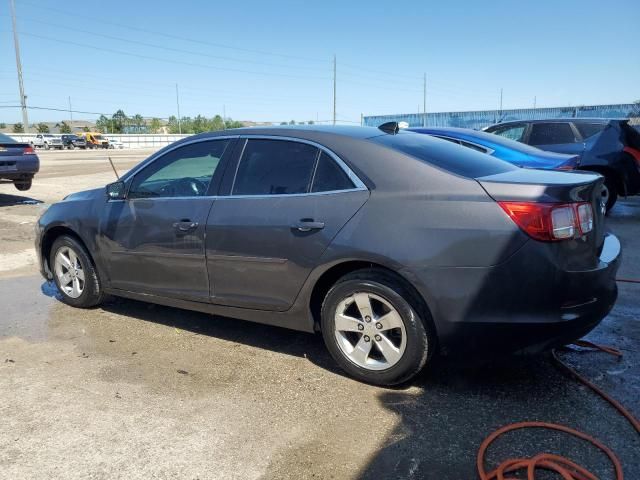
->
[476,169,605,270]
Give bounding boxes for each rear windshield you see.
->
[0,133,16,143]
[370,131,517,178]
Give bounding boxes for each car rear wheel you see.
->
[321,269,432,385]
[44,143,50,150]
[50,235,104,308]
[14,179,32,191]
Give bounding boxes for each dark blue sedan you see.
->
[409,127,579,171]
[0,132,39,191]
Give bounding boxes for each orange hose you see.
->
[477,342,640,480]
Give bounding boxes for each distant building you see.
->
[364,103,640,130]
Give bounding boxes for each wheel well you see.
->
[309,261,434,335]
[40,227,89,277]
[579,165,624,195]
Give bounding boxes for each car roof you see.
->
[489,118,628,126]
[191,125,387,141]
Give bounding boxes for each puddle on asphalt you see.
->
[0,276,58,341]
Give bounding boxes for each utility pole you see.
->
[332,54,336,126]
[533,96,537,110]
[360,113,363,126]
[10,0,29,132]
[423,73,427,127]
[499,88,503,118]
[175,83,182,134]
[223,104,226,123]
[68,96,73,123]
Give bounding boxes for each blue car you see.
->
[0,132,39,191]
[409,127,579,171]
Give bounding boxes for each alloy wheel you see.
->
[334,292,407,370]
[54,246,85,298]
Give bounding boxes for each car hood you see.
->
[63,187,104,202]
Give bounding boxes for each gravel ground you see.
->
[0,150,638,479]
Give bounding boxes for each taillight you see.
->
[23,146,34,154]
[498,201,593,242]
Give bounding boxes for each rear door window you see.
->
[371,132,516,178]
[233,139,318,195]
[575,123,606,139]
[528,123,578,145]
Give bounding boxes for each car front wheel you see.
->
[321,269,432,385]
[50,235,104,308]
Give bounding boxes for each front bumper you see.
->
[413,234,621,357]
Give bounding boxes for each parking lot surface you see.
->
[1,150,638,479]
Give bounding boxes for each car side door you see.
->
[205,137,369,311]
[99,138,235,302]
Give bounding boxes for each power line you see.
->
[18,0,327,64]
[18,31,331,82]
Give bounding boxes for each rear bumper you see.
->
[411,234,621,357]
[0,155,40,180]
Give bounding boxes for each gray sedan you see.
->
[35,126,620,385]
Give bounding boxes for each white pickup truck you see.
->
[31,134,64,150]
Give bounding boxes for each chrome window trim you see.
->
[229,135,367,196]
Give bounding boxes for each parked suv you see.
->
[32,134,63,150]
[61,134,87,150]
[484,119,640,211]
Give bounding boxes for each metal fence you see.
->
[9,133,191,149]
[364,103,640,130]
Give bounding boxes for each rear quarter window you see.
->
[370,132,516,178]
[0,133,16,143]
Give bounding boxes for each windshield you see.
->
[371,131,517,178]
[94,135,104,140]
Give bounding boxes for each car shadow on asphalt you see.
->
[52,288,345,375]
[355,352,638,480]
[0,192,43,206]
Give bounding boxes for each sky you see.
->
[0,0,638,125]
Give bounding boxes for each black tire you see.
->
[320,269,433,386]
[69,144,75,150]
[602,175,618,214]
[50,235,104,308]
[44,143,50,150]
[14,179,32,191]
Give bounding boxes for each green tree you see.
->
[210,115,225,131]
[149,117,162,133]
[131,114,145,132]
[13,123,24,133]
[192,115,208,133]
[0,122,6,129]
[96,115,111,133]
[280,122,287,125]
[82,126,90,132]
[36,123,50,133]
[58,121,72,134]
[111,109,127,133]
[224,120,244,129]
[308,120,314,125]
[167,115,180,133]
[289,120,296,125]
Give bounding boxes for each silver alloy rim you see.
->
[53,246,85,299]
[334,292,407,371]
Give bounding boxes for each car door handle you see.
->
[292,220,325,232]
[173,220,199,233]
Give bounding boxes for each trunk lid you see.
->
[0,142,32,157]
[477,169,606,267]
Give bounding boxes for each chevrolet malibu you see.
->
[36,126,620,385]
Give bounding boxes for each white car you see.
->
[108,138,124,149]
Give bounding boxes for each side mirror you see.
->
[106,181,126,200]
